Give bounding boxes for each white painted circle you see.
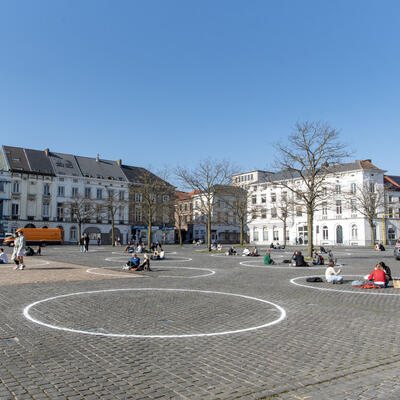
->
[1,260,51,268]
[86,266,216,279]
[105,255,192,262]
[290,275,400,296]
[239,260,326,269]
[23,288,286,338]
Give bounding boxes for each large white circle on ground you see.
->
[239,260,326,269]
[290,275,400,296]
[23,288,286,338]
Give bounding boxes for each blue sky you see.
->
[1,0,399,179]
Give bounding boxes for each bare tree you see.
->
[129,168,175,248]
[102,187,128,246]
[272,121,350,257]
[175,202,185,246]
[175,159,234,251]
[274,190,295,247]
[65,195,95,243]
[345,182,385,245]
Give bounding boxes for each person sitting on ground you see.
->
[0,248,8,264]
[264,249,275,265]
[151,249,160,260]
[379,261,392,281]
[242,247,250,256]
[211,243,217,251]
[137,253,151,271]
[136,244,143,253]
[250,246,259,257]
[123,253,140,270]
[367,264,387,287]
[312,251,324,265]
[25,246,35,256]
[320,246,327,254]
[379,243,385,251]
[124,244,135,252]
[217,243,223,252]
[275,242,281,249]
[228,246,237,256]
[294,251,309,267]
[159,250,165,260]
[270,242,275,249]
[325,261,343,284]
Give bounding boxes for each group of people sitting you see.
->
[242,246,259,257]
[25,245,42,256]
[263,247,333,267]
[211,243,223,251]
[122,253,152,272]
[375,243,385,251]
[269,242,284,250]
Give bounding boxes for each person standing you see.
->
[84,233,90,252]
[79,235,86,252]
[13,231,26,270]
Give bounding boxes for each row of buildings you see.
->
[1,145,399,247]
[0,146,175,244]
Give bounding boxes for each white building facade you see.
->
[239,160,400,247]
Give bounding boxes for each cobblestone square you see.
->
[1,245,400,399]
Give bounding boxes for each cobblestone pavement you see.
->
[0,244,400,399]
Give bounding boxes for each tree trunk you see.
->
[178,227,182,245]
[78,222,82,245]
[111,217,115,247]
[369,219,375,245]
[307,208,314,258]
[283,220,287,247]
[240,219,244,246]
[207,210,212,251]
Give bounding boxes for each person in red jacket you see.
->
[367,264,387,287]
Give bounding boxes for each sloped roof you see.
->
[385,175,400,190]
[24,148,55,176]
[75,156,127,182]
[3,146,31,173]
[176,190,191,201]
[48,152,82,177]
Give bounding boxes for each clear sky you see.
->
[1,0,400,179]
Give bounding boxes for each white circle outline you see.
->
[23,288,286,338]
[86,266,216,279]
[239,260,326,269]
[105,255,192,263]
[290,275,400,296]
[1,260,51,268]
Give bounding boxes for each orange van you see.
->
[3,228,64,246]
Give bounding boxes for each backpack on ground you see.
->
[306,277,323,282]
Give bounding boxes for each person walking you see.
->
[12,231,26,270]
[79,235,86,252]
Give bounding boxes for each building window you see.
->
[388,208,393,217]
[119,191,125,201]
[271,208,277,218]
[336,200,342,215]
[263,227,268,241]
[84,187,91,199]
[388,227,396,241]
[323,226,328,240]
[253,228,259,241]
[350,183,356,194]
[271,193,276,203]
[282,192,287,201]
[251,195,257,205]
[135,193,142,202]
[296,206,302,217]
[57,186,65,197]
[351,224,358,240]
[42,203,49,217]
[13,181,20,193]
[322,202,328,216]
[369,183,375,193]
[72,187,79,197]
[322,187,328,197]
[135,208,142,222]
[273,229,279,241]
[163,195,169,202]
[97,188,103,199]
[261,194,266,204]
[0,181,5,192]
[70,226,77,241]
[335,185,341,194]
[351,199,357,213]
[11,203,19,217]
[261,209,267,219]
[43,184,50,196]
[57,203,64,221]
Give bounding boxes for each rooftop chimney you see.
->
[117,159,122,166]
[96,153,100,162]
[44,148,50,157]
